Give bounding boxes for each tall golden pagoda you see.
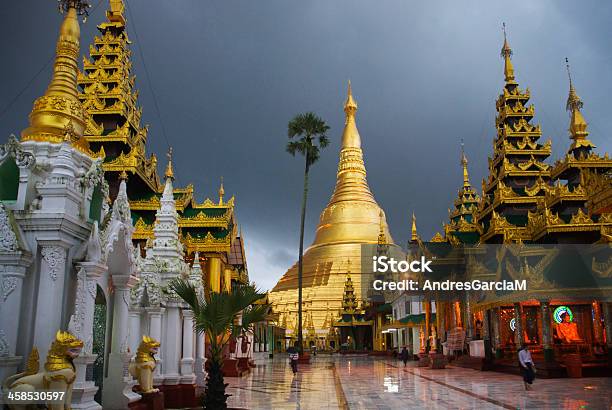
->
[78,0,248,289]
[269,82,395,336]
[477,28,553,243]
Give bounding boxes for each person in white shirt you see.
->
[518,345,536,390]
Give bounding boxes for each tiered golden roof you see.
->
[442,144,481,244]
[78,0,248,282]
[525,60,612,241]
[477,30,553,243]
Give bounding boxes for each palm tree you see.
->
[169,279,269,410]
[286,112,330,353]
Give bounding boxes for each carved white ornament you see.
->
[1,276,18,302]
[0,330,9,357]
[41,246,65,281]
[0,203,19,252]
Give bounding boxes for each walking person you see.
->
[287,343,299,374]
[518,345,536,390]
[400,346,410,367]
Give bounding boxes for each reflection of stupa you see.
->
[269,82,395,337]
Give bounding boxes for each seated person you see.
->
[555,312,583,343]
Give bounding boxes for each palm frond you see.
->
[169,279,201,315]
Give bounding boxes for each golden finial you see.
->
[500,23,515,83]
[164,147,174,180]
[218,176,225,205]
[344,80,358,117]
[565,58,583,112]
[565,58,590,142]
[460,139,470,187]
[377,210,387,245]
[119,169,128,181]
[411,212,418,242]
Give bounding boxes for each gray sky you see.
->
[1,1,611,291]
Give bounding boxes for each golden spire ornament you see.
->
[565,58,590,142]
[218,176,225,205]
[411,212,419,242]
[460,139,470,187]
[501,23,515,83]
[164,147,174,180]
[22,0,92,155]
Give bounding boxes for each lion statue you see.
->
[129,335,160,394]
[2,330,83,410]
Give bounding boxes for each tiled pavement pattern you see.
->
[227,355,612,409]
[226,357,341,409]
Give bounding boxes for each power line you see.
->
[124,0,180,183]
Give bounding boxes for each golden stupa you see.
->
[269,82,395,337]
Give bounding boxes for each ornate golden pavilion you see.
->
[419,31,612,371]
[269,82,396,343]
[78,0,247,290]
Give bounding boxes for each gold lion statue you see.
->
[129,335,160,394]
[2,330,83,410]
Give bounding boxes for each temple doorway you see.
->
[93,285,107,404]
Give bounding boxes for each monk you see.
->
[555,312,583,343]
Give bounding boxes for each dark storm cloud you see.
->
[1,1,611,290]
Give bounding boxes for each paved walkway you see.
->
[226,355,612,409]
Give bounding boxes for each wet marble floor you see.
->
[226,355,612,409]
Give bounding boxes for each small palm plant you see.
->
[286,112,330,353]
[170,279,269,410]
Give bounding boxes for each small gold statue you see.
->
[129,335,160,394]
[429,325,437,352]
[2,330,83,410]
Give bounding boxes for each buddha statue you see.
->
[429,325,437,352]
[555,312,583,343]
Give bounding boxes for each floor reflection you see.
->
[226,355,612,410]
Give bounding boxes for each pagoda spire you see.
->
[565,58,592,148]
[461,139,470,187]
[411,212,418,242]
[164,147,174,180]
[501,23,516,84]
[218,176,225,205]
[21,1,91,152]
[327,81,375,205]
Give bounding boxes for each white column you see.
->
[71,262,106,410]
[194,333,206,389]
[146,307,164,384]
[34,243,69,361]
[0,252,31,388]
[128,309,141,354]
[102,275,140,409]
[162,304,181,384]
[180,309,196,384]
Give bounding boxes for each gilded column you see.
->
[592,301,604,344]
[464,293,473,339]
[180,309,196,384]
[491,307,502,358]
[602,303,612,364]
[483,309,492,361]
[206,257,222,293]
[540,301,553,362]
[514,303,523,346]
